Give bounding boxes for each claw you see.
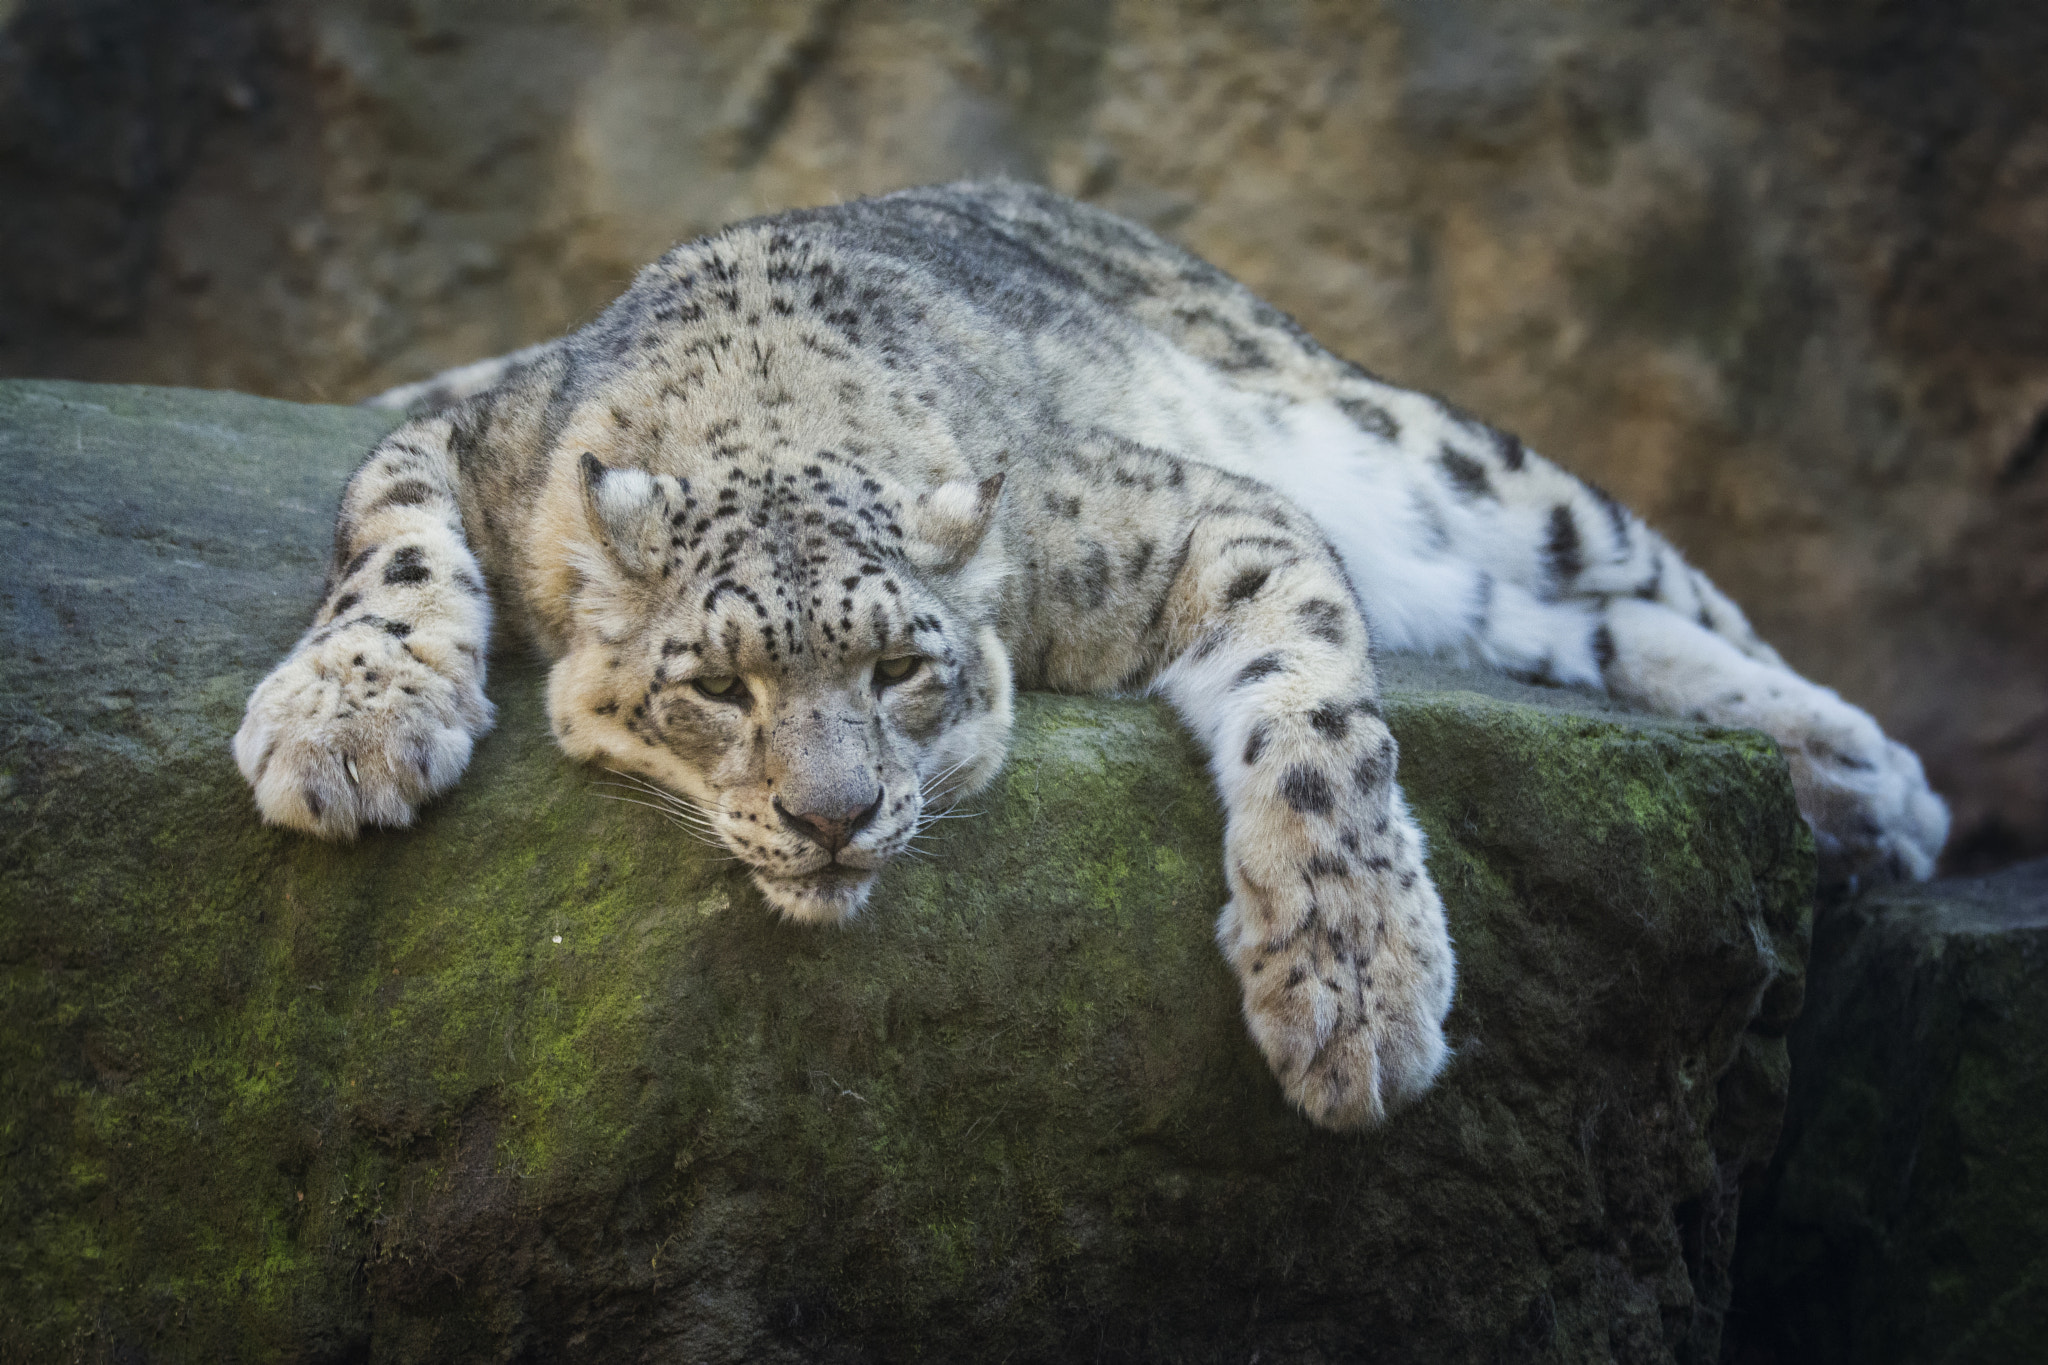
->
[344,755,361,786]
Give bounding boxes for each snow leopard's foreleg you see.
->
[1018,440,1456,1129]
[234,415,495,837]
[1156,508,1453,1129]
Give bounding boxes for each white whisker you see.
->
[588,792,734,858]
[918,755,975,797]
[601,767,699,806]
[594,801,724,844]
[589,789,722,832]
[597,768,726,828]
[592,782,722,831]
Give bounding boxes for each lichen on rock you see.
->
[1,380,1810,1363]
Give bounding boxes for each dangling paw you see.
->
[1218,857,1455,1130]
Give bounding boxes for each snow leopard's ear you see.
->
[904,473,1004,574]
[579,452,683,576]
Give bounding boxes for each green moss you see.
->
[1,381,1814,1363]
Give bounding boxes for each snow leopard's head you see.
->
[547,452,1013,923]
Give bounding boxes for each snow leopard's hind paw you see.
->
[1598,600,1948,892]
[1778,692,1949,891]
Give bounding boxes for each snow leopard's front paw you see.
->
[1217,853,1455,1131]
[233,625,493,839]
[1779,694,1949,888]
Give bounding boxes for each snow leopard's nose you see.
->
[773,789,883,854]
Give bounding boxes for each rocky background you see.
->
[1,0,2043,873]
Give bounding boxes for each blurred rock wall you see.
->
[2,0,2043,872]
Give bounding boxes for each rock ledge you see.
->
[0,381,1811,1364]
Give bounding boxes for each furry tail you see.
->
[363,340,558,415]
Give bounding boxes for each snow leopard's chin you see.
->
[752,865,879,925]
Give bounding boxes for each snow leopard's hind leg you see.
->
[1385,400,1950,888]
[234,415,495,838]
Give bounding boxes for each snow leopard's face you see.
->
[547,454,1013,922]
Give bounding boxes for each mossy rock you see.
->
[0,380,1812,1363]
[1727,859,2048,1364]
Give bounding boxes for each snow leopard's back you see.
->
[769,183,1781,684]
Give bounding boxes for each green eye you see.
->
[693,674,743,700]
[875,656,920,686]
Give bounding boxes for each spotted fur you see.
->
[240,182,1948,1131]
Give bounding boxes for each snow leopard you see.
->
[233,181,1948,1131]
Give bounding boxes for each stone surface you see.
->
[0,381,1810,1362]
[1,0,2042,874]
[1726,859,2048,1365]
